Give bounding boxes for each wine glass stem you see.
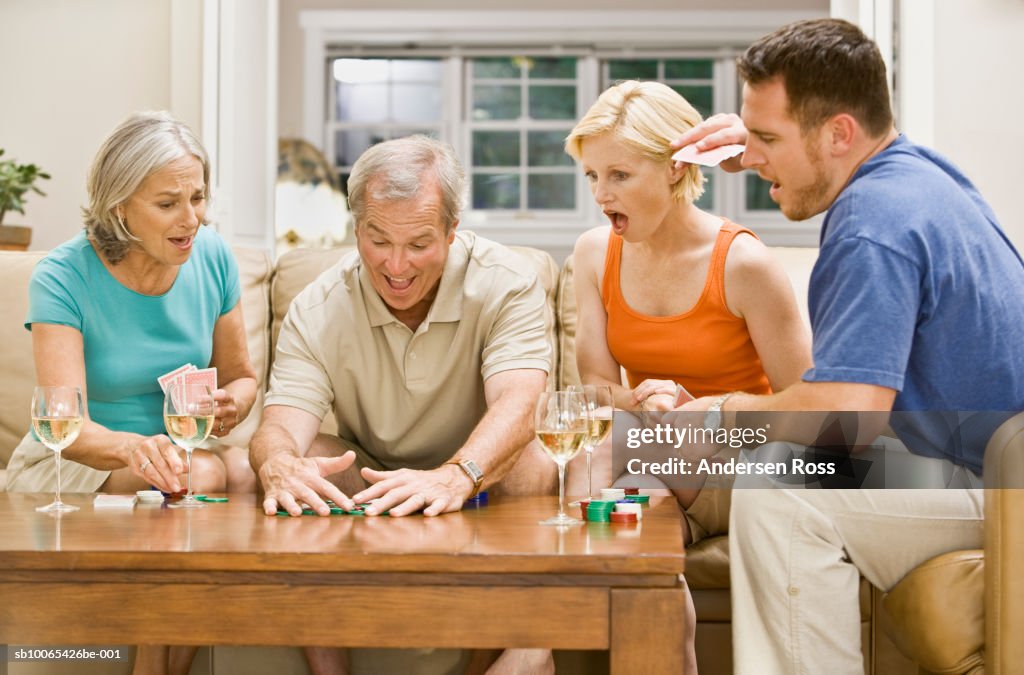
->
[185,449,193,497]
[585,447,593,499]
[557,461,567,518]
[54,450,63,505]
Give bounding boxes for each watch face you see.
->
[462,460,483,482]
[704,410,722,432]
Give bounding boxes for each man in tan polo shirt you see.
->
[250,135,556,674]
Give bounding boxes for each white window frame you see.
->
[300,10,827,250]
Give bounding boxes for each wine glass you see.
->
[578,384,613,500]
[164,383,214,509]
[31,386,84,513]
[535,390,589,526]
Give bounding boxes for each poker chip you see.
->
[196,496,228,503]
[586,500,617,523]
[610,511,638,524]
[600,488,626,501]
[624,495,650,505]
[136,490,164,503]
[624,488,640,496]
[614,502,643,520]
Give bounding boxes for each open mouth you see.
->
[604,210,629,234]
[168,235,194,250]
[385,275,414,292]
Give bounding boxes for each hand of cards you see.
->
[158,364,218,396]
[158,364,218,415]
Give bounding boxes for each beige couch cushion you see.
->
[218,246,273,448]
[0,251,47,470]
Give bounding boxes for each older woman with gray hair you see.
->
[7,111,257,500]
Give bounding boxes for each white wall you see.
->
[0,0,195,250]
[931,0,1024,248]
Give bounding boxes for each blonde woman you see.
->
[565,80,812,537]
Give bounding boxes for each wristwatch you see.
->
[446,458,484,498]
[704,393,734,432]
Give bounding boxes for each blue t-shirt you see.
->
[804,135,1024,472]
[26,226,240,436]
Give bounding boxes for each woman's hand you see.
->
[212,388,240,437]
[631,379,680,407]
[130,434,184,493]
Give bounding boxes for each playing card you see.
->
[671,143,746,167]
[158,364,195,394]
[184,367,217,393]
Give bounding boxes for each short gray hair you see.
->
[347,135,466,232]
[83,111,210,263]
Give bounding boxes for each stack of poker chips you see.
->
[580,495,648,523]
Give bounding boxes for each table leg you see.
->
[610,588,688,674]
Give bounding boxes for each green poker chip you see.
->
[196,496,229,503]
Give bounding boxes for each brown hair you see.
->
[737,18,893,137]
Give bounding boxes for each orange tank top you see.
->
[601,221,772,399]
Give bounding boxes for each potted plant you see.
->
[0,149,50,250]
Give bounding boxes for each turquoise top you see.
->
[26,226,240,435]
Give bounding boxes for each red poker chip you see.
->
[624,488,640,496]
[610,511,638,524]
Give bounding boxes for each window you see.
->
[305,11,823,247]
[467,56,579,211]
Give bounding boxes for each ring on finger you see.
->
[218,421,225,434]
[140,459,152,472]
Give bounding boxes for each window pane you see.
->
[694,171,714,210]
[336,83,388,122]
[746,173,780,211]
[527,131,573,167]
[391,84,443,123]
[608,60,657,80]
[665,59,713,79]
[391,59,443,81]
[528,85,576,119]
[335,129,378,166]
[473,57,519,79]
[473,173,520,209]
[672,85,713,119]
[530,57,575,79]
[472,131,519,167]
[528,174,575,209]
[335,128,437,168]
[472,85,521,120]
[333,58,389,83]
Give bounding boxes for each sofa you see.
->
[0,239,1018,675]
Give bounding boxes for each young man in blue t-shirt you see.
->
[672,18,1024,674]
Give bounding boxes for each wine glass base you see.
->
[167,496,205,509]
[539,514,583,526]
[36,501,79,513]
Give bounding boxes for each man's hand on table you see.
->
[353,463,473,517]
[259,450,357,516]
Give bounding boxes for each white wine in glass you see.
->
[536,390,589,526]
[578,384,613,501]
[31,386,84,513]
[164,383,214,509]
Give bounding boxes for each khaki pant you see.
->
[730,476,983,673]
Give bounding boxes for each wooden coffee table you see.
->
[0,493,686,673]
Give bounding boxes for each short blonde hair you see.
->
[565,80,705,204]
[83,111,210,263]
